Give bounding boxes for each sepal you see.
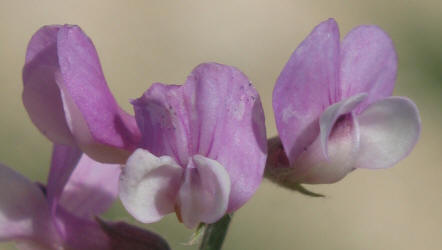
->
[97,218,170,250]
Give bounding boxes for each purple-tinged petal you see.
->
[178,155,230,229]
[56,25,141,163]
[355,97,421,169]
[340,25,397,112]
[23,25,140,164]
[58,154,121,218]
[132,84,190,165]
[183,63,266,212]
[46,144,82,214]
[319,93,366,158]
[54,207,109,250]
[119,149,182,223]
[133,63,267,212]
[273,18,340,164]
[97,218,170,250]
[22,25,74,146]
[0,164,60,247]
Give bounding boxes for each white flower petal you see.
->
[178,155,230,229]
[291,113,360,184]
[355,97,421,169]
[119,149,183,223]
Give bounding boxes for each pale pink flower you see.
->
[268,19,421,185]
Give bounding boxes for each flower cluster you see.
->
[0,18,421,249]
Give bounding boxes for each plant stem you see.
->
[199,214,233,250]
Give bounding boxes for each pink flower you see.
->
[0,145,170,250]
[268,19,421,185]
[22,25,267,228]
[119,63,267,228]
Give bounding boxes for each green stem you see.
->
[199,214,233,250]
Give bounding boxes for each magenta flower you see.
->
[22,25,267,228]
[119,63,267,228]
[22,25,141,164]
[0,144,170,250]
[268,19,421,185]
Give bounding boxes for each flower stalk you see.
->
[199,214,233,250]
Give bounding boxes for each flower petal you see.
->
[54,208,109,250]
[46,144,82,215]
[273,18,340,164]
[178,155,230,229]
[23,25,140,164]
[133,63,267,212]
[288,114,360,184]
[340,25,397,112]
[22,25,74,145]
[0,164,59,246]
[132,84,190,165]
[97,218,171,250]
[119,149,182,223]
[355,97,421,169]
[58,154,121,218]
[319,93,366,158]
[56,25,141,163]
[183,63,266,212]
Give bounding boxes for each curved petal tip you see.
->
[355,97,421,169]
[23,24,140,164]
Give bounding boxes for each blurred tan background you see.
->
[1,0,441,249]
